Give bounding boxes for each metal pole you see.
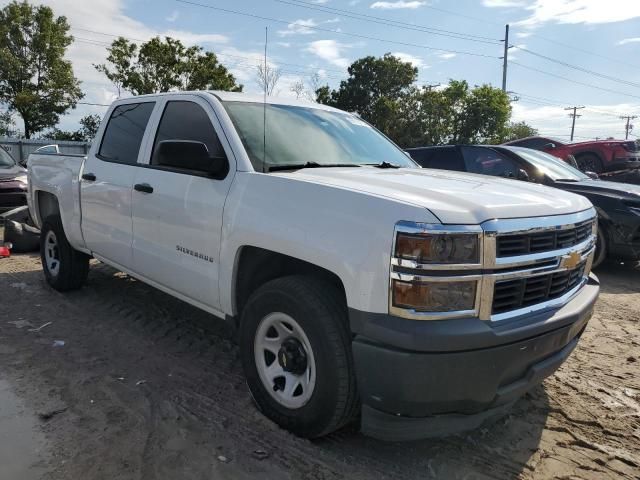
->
[620,115,637,139]
[565,106,584,141]
[502,24,509,92]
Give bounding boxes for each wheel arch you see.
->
[231,246,348,324]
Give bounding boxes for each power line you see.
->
[175,0,500,59]
[512,29,640,72]
[516,47,640,90]
[510,61,640,101]
[273,0,502,44]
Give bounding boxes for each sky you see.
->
[3,0,640,142]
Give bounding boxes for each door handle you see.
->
[82,173,96,181]
[134,183,154,194]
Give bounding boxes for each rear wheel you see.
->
[40,215,90,291]
[239,275,358,438]
[576,154,603,174]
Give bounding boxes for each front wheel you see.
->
[592,225,607,269]
[239,275,358,438]
[40,215,90,291]
[576,154,603,174]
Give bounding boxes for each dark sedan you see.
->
[407,145,640,267]
[0,147,28,213]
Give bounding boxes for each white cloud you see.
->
[278,18,318,37]
[276,42,292,48]
[510,0,640,26]
[348,0,362,4]
[483,0,527,7]
[392,52,427,69]
[311,0,330,3]
[370,1,425,10]
[437,52,456,60]
[307,40,350,68]
[165,10,179,22]
[618,37,640,45]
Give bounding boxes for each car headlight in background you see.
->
[391,279,477,312]
[15,174,28,184]
[394,231,479,264]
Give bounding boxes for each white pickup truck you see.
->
[28,91,600,441]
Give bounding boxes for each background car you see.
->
[407,145,640,267]
[0,146,28,214]
[502,136,639,174]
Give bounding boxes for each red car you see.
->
[503,136,640,173]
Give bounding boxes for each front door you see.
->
[131,95,235,309]
[80,101,156,267]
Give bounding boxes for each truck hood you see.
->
[276,167,593,224]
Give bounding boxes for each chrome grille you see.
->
[492,263,586,314]
[496,220,593,257]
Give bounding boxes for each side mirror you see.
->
[585,171,599,180]
[543,142,556,149]
[155,140,228,178]
[18,159,28,168]
[517,168,530,181]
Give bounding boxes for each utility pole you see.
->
[565,106,585,141]
[501,24,509,92]
[620,115,637,140]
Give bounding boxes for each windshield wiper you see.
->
[365,161,401,169]
[555,178,580,182]
[268,162,361,172]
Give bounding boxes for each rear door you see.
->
[80,101,156,267]
[130,94,236,309]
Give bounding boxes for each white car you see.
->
[27,91,599,441]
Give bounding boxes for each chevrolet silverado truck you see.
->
[28,91,600,441]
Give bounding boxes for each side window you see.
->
[461,147,519,178]
[428,148,465,172]
[98,102,155,164]
[151,101,226,169]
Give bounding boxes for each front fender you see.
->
[218,172,439,316]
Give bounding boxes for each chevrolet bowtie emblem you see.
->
[560,251,581,269]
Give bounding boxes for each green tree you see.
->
[320,53,417,131]
[0,1,83,138]
[95,36,242,95]
[46,114,101,142]
[502,121,538,142]
[0,110,15,136]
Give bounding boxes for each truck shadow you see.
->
[594,260,640,294]
[0,256,547,480]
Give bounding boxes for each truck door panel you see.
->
[80,102,156,266]
[131,97,234,308]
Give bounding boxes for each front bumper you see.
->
[350,274,599,441]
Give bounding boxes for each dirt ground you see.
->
[0,253,638,480]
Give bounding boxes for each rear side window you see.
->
[151,101,225,166]
[98,102,155,164]
[427,148,465,171]
[461,146,519,178]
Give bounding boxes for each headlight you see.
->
[392,279,477,312]
[394,232,479,264]
[15,174,28,184]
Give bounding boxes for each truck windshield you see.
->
[0,147,16,168]
[223,101,417,172]
[508,147,589,182]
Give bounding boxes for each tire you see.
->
[40,215,90,291]
[4,220,40,253]
[239,275,358,438]
[592,224,607,269]
[576,153,604,174]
